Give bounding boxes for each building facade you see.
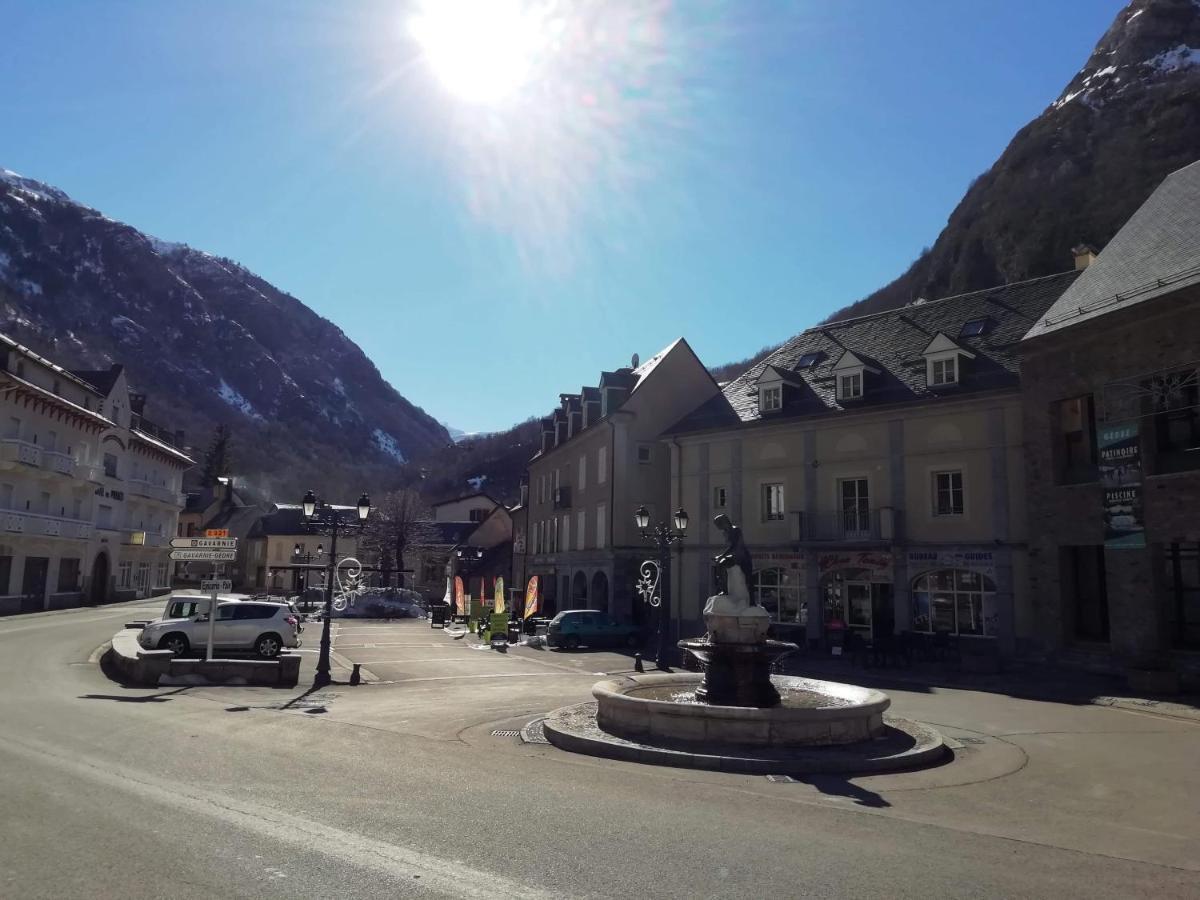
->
[406,497,512,604]
[521,339,721,623]
[666,271,1080,654]
[245,505,363,596]
[1022,160,1200,685]
[0,338,191,613]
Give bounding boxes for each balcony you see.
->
[797,508,898,543]
[41,450,77,478]
[127,477,184,506]
[0,439,42,468]
[0,509,92,540]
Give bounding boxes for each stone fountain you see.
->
[540,515,946,774]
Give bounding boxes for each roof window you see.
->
[959,318,991,338]
[796,352,823,369]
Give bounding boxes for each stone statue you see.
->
[703,514,770,645]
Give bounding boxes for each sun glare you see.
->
[409,0,548,103]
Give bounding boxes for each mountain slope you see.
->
[0,169,449,498]
[825,0,1200,322]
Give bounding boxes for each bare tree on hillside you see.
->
[362,488,436,588]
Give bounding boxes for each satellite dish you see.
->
[631,353,640,368]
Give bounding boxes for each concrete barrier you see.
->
[105,628,300,687]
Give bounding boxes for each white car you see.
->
[138,599,302,658]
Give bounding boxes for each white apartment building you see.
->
[0,335,193,614]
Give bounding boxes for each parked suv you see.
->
[139,600,301,658]
[546,610,640,651]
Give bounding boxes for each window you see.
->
[1152,368,1200,473]
[469,508,487,523]
[72,498,82,519]
[911,569,996,636]
[933,470,964,516]
[117,560,132,588]
[595,504,607,550]
[155,562,169,587]
[576,510,585,550]
[762,483,785,521]
[598,446,607,484]
[838,478,870,536]
[578,455,587,491]
[57,558,80,592]
[637,444,652,464]
[1165,543,1200,649]
[760,385,782,413]
[713,486,727,509]
[0,484,12,509]
[1056,395,1097,484]
[753,567,805,623]
[930,357,957,386]
[838,372,862,400]
[103,452,118,478]
[561,515,570,553]
[6,417,20,440]
[234,604,274,620]
[421,558,443,584]
[960,318,990,337]
[797,352,822,369]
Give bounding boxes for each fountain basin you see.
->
[594,673,889,749]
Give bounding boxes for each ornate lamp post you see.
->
[301,489,371,689]
[634,505,689,669]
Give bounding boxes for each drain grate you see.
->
[765,774,796,783]
[491,729,520,737]
[957,737,986,745]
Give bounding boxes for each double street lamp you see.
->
[634,505,689,669]
[301,489,371,689]
[293,542,324,594]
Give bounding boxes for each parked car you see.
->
[546,610,640,650]
[138,600,301,658]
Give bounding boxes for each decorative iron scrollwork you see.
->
[635,559,661,608]
[331,557,365,612]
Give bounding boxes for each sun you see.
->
[409,0,548,104]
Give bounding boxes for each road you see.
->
[1,600,1198,899]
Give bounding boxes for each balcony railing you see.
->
[41,450,77,477]
[0,509,92,540]
[127,477,184,506]
[0,439,42,468]
[797,508,898,543]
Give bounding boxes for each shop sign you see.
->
[906,549,996,579]
[755,550,806,572]
[818,551,892,579]
[1098,422,1145,549]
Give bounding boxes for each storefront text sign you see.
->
[1098,422,1145,549]
[818,551,892,579]
[906,549,996,579]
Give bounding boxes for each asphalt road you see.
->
[1,600,1198,899]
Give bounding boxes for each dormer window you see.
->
[839,373,863,400]
[760,385,782,412]
[922,333,976,390]
[931,357,957,386]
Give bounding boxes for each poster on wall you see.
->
[1098,422,1145,549]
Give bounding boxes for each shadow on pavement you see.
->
[798,775,891,808]
[79,687,190,704]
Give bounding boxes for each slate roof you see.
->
[1026,158,1200,340]
[69,364,123,396]
[254,503,360,536]
[431,490,500,509]
[427,521,481,546]
[668,270,1081,434]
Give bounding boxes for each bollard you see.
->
[634,653,644,674]
[350,663,362,686]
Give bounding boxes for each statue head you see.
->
[713,513,733,534]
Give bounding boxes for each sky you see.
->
[0,0,1126,434]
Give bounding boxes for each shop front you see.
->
[749,550,807,643]
[905,548,1000,638]
[816,550,895,647]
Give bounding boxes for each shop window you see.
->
[753,567,805,624]
[1151,368,1200,474]
[1054,395,1097,484]
[57,558,81,592]
[1165,543,1200,650]
[911,569,997,636]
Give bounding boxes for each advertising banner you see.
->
[454,576,466,615]
[1098,422,1145,549]
[494,577,506,615]
[523,576,540,620]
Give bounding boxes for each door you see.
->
[21,557,49,612]
[839,478,870,537]
[845,582,872,637]
[872,584,895,642]
[89,554,109,604]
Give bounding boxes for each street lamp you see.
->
[634,505,689,669]
[300,489,372,688]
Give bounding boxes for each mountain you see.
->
[823,0,1200,322]
[0,168,449,499]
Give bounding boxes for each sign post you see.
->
[206,581,218,661]
[168,537,239,661]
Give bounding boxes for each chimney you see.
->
[1072,244,1098,270]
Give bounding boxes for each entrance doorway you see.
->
[1063,546,1110,643]
[591,571,610,613]
[845,581,872,636]
[21,557,49,613]
[90,553,109,605]
[572,571,588,608]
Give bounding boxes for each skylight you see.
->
[796,352,822,369]
[960,318,990,337]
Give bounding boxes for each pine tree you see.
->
[201,425,234,487]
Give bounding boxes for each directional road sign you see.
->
[170,538,238,550]
[200,579,233,593]
[168,549,237,562]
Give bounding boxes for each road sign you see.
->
[200,579,233,593]
[206,529,230,538]
[168,549,237,561]
[170,538,238,549]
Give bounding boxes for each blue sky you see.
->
[0,0,1124,434]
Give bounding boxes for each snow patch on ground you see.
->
[1146,45,1200,74]
[467,474,487,490]
[0,168,71,204]
[333,377,347,396]
[18,279,42,296]
[217,380,265,421]
[148,235,187,256]
[373,428,406,463]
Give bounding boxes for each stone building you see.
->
[665,270,1081,654]
[519,339,720,623]
[0,337,191,612]
[404,493,512,604]
[244,504,363,595]
[1022,159,1200,686]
